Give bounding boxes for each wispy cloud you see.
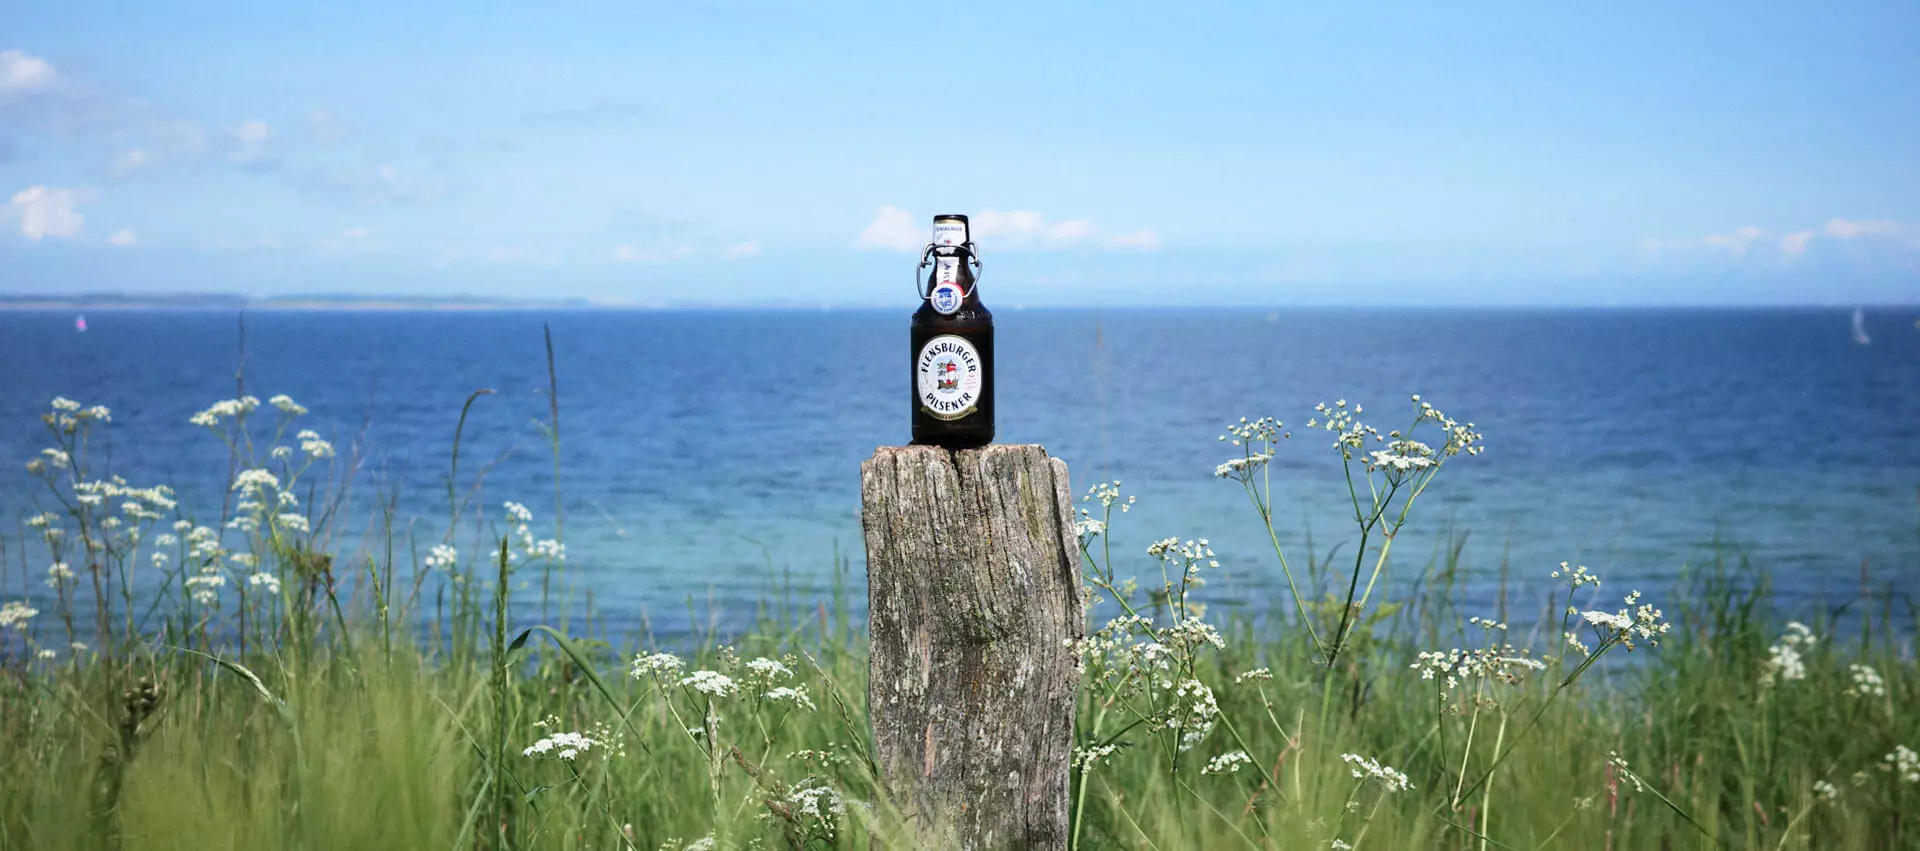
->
[0,50,58,97]
[7,185,86,240]
[313,227,383,255]
[522,99,646,125]
[1649,218,1917,263]
[109,148,150,178]
[855,204,921,250]
[106,229,136,247]
[613,241,695,263]
[855,205,1161,252]
[723,240,761,258]
[295,162,459,206]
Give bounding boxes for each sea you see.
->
[2,307,1917,641]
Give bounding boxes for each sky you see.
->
[1,1,1917,307]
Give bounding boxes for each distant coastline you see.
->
[0,293,647,311]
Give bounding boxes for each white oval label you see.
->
[916,334,984,421]
[932,220,967,247]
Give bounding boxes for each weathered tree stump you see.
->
[860,445,1084,850]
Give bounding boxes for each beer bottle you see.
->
[910,214,994,448]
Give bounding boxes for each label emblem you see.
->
[930,283,964,314]
[916,334,983,421]
[929,258,964,314]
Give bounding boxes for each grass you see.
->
[1,369,1916,850]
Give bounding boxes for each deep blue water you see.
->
[2,308,1917,638]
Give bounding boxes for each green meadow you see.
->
[2,389,1915,850]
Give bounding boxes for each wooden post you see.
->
[860,445,1084,850]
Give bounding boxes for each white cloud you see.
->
[855,205,922,250]
[613,241,694,263]
[110,148,149,177]
[723,240,761,258]
[1701,225,1764,256]
[313,227,382,255]
[8,185,85,240]
[1105,229,1163,251]
[0,50,58,98]
[106,229,136,246]
[229,119,271,164]
[305,109,349,144]
[1649,218,1916,262]
[1823,218,1901,239]
[858,205,1161,252]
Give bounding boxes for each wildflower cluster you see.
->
[1609,751,1647,793]
[1202,750,1252,775]
[190,395,261,428]
[1075,480,1133,543]
[524,730,601,761]
[1575,589,1670,652]
[0,601,37,630]
[1341,753,1414,793]
[1885,745,1919,784]
[503,501,565,563]
[1214,416,1286,481]
[1845,663,1887,698]
[1410,644,1547,702]
[1759,621,1816,688]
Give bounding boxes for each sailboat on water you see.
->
[1851,307,1870,345]
[75,314,87,333]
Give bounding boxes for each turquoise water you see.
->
[2,307,1916,638]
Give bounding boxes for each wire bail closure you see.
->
[916,242,984,301]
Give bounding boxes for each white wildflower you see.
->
[249,572,281,594]
[763,686,816,711]
[1551,561,1602,589]
[1074,743,1120,772]
[1341,753,1413,792]
[296,429,334,459]
[1760,623,1814,687]
[425,544,458,570]
[274,513,310,534]
[1608,751,1646,793]
[45,563,74,587]
[1845,664,1886,698]
[36,648,56,660]
[51,397,81,412]
[631,652,685,679]
[268,394,307,415]
[746,657,795,681]
[786,781,847,821]
[231,468,280,493]
[0,601,39,630]
[1234,667,1273,684]
[1814,779,1840,802]
[1886,745,1920,784]
[523,731,600,760]
[504,501,533,523]
[680,670,737,697]
[190,395,260,427]
[1081,481,1135,513]
[186,568,226,605]
[271,446,294,461]
[1202,750,1252,775]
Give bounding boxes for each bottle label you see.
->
[916,334,983,421]
[932,220,967,247]
[929,257,963,314]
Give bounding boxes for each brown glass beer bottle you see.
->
[910,214,994,448]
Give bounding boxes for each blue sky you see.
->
[2,1,1916,306]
